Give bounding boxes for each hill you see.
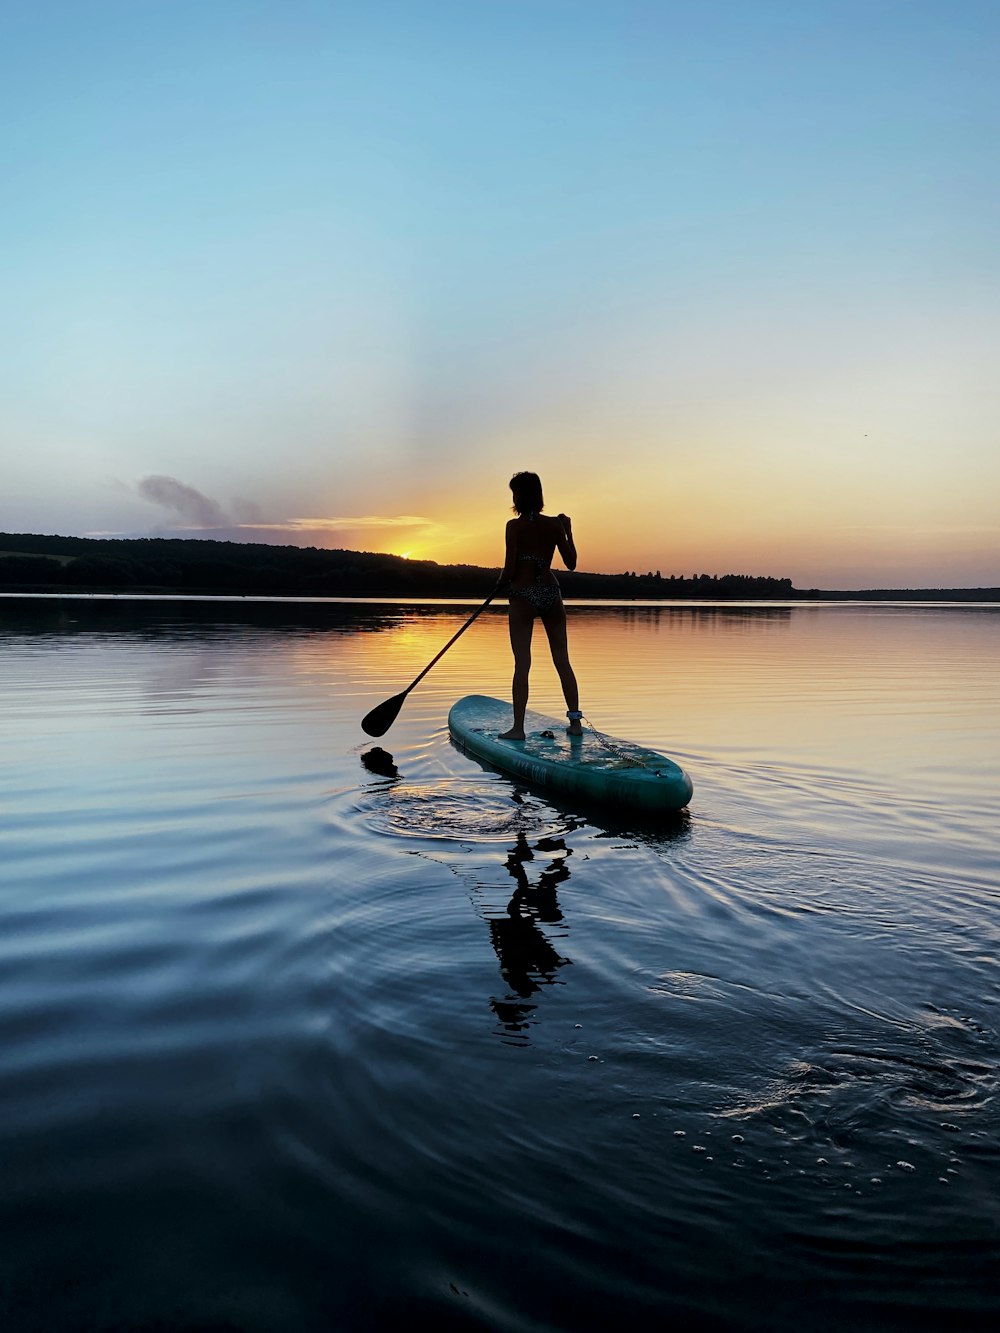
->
[0,532,795,600]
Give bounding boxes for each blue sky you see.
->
[3,0,998,586]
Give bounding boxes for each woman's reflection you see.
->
[359,750,575,1042]
[489,832,572,1037]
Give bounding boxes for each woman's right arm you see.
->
[556,514,577,571]
[497,519,518,587]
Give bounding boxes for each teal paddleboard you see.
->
[448,695,693,814]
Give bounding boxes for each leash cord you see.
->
[580,715,647,768]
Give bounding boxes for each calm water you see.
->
[1,596,998,1331]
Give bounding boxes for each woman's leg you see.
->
[541,602,581,734]
[499,600,535,740]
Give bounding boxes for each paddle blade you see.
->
[361,690,408,737]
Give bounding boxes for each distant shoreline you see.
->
[1,532,997,603]
[5,586,999,608]
[793,587,1000,602]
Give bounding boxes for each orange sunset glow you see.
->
[4,2,997,591]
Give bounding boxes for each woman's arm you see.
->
[497,518,518,586]
[556,514,577,571]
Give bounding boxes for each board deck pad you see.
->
[448,695,693,814]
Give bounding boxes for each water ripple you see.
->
[351,775,567,843]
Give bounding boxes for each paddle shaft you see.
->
[403,590,498,697]
[360,587,502,735]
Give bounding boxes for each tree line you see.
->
[1,531,796,599]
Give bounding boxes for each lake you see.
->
[1,596,998,1331]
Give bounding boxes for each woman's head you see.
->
[509,471,544,516]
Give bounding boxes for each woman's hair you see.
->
[509,471,544,516]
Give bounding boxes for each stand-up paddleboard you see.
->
[448,695,693,814]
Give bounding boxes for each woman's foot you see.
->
[566,721,583,737]
[499,727,526,741]
[566,709,583,737]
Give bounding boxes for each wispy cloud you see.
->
[247,515,432,532]
[137,475,227,528]
[133,476,437,545]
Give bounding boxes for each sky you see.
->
[2,0,998,589]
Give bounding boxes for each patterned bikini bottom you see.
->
[508,580,562,613]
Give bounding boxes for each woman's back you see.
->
[509,513,565,577]
[517,509,565,557]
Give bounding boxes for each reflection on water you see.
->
[360,746,400,780]
[1,596,999,1332]
[358,748,579,1041]
[489,832,572,1037]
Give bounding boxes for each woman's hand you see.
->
[557,512,573,534]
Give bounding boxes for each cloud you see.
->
[247,515,432,532]
[231,497,265,525]
[137,475,227,528]
[133,476,437,546]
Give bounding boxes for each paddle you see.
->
[361,589,500,736]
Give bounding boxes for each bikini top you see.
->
[518,552,550,581]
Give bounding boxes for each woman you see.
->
[496,471,583,741]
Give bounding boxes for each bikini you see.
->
[508,513,562,612]
[509,560,562,612]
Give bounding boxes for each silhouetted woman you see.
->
[496,471,582,741]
